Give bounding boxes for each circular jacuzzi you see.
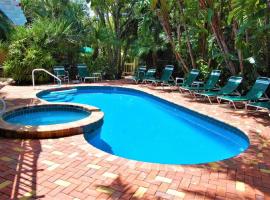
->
[0,103,103,139]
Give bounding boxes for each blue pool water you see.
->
[38,87,249,164]
[5,108,90,126]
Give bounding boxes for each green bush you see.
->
[4,44,54,83]
[90,56,115,79]
[80,54,116,79]
[3,17,81,84]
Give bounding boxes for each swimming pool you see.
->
[38,86,249,164]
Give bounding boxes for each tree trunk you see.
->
[152,51,158,67]
[156,11,189,73]
[177,0,196,69]
[199,23,208,61]
[199,0,237,74]
[232,20,244,74]
[112,0,122,78]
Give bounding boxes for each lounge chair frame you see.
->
[193,76,243,104]
[53,66,69,83]
[217,77,270,109]
[179,70,221,94]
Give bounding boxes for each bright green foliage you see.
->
[2,0,270,85]
[131,1,166,61]
[4,44,54,83]
[4,0,88,83]
[4,17,81,83]
[4,25,54,83]
[150,0,270,84]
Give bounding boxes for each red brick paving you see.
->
[0,81,269,199]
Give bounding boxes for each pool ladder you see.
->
[32,68,62,89]
[0,98,6,115]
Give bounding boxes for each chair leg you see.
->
[179,87,183,93]
[244,102,248,110]
[207,96,212,104]
[231,101,237,109]
[194,93,198,100]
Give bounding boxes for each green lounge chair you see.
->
[131,66,146,83]
[246,101,270,115]
[176,69,200,88]
[53,66,69,83]
[180,70,221,93]
[77,64,97,82]
[217,77,270,109]
[176,69,200,86]
[148,65,174,86]
[142,68,157,83]
[194,76,243,104]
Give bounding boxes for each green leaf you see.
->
[207,8,214,23]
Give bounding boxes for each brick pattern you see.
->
[0,82,269,199]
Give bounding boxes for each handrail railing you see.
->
[32,68,61,88]
[0,98,6,115]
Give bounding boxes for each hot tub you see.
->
[0,103,103,139]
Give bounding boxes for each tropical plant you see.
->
[4,0,90,83]
[2,0,270,85]
[3,17,81,83]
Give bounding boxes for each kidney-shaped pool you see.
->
[38,86,249,165]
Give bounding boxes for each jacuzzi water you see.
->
[4,108,90,126]
[38,86,249,164]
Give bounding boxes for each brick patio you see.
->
[0,81,270,200]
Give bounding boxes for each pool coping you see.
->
[0,103,104,139]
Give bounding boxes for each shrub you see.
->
[4,43,54,83]
[3,18,80,84]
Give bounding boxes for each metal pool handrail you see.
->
[32,68,61,88]
[0,98,6,115]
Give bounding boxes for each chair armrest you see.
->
[191,81,204,87]
[175,77,184,83]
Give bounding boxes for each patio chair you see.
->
[53,66,69,83]
[217,77,270,109]
[142,68,157,83]
[194,76,243,104]
[176,69,200,88]
[179,70,221,93]
[246,101,270,115]
[131,66,147,84]
[77,64,96,82]
[148,65,175,86]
